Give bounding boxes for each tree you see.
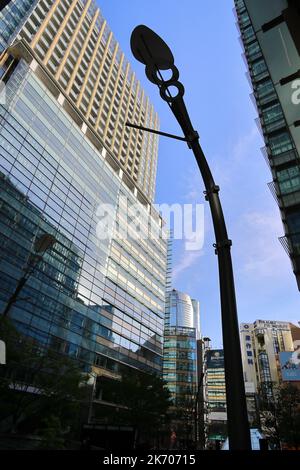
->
[0,317,89,447]
[119,368,172,448]
[276,383,300,449]
[170,385,197,448]
[257,382,300,449]
[93,367,172,449]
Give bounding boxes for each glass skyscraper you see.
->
[235,0,300,289]
[163,289,200,444]
[0,0,168,409]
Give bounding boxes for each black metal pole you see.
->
[2,255,40,318]
[2,273,30,318]
[194,372,204,448]
[129,25,251,450]
[126,116,251,450]
[190,139,251,450]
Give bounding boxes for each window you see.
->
[251,59,267,77]
[256,79,275,98]
[247,41,260,58]
[262,103,283,125]
[269,131,294,155]
[243,26,255,42]
[286,211,300,234]
[277,166,300,194]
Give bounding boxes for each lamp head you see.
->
[34,233,56,253]
[130,25,174,70]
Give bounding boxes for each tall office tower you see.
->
[163,289,200,443]
[0,0,168,422]
[166,289,201,336]
[203,347,227,445]
[235,0,300,290]
[0,0,159,201]
[240,320,300,394]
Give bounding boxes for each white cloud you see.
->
[232,125,260,162]
[238,209,289,279]
[182,168,203,202]
[213,125,262,187]
[172,248,203,282]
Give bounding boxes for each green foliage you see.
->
[0,316,89,441]
[258,382,300,449]
[93,367,172,446]
[37,416,65,450]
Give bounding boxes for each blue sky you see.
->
[98,0,300,347]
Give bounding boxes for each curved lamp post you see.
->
[128,25,251,450]
[2,233,56,318]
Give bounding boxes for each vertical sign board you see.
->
[279,351,300,381]
[206,349,224,369]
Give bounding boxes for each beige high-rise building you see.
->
[0,0,159,202]
[240,320,300,395]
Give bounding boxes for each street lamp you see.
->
[128,25,251,450]
[2,232,56,318]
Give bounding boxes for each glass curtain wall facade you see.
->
[163,289,200,403]
[0,0,159,201]
[0,0,38,54]
[163,289,200,444]
[168,289,200,334]
[0,1,168,393]
[235,0,300,289]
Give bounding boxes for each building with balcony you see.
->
[240,320,300,397]
[0,0,159,201]
[234,0,300,289]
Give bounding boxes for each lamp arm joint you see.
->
[203,185,220,200]
[213,239,233,255]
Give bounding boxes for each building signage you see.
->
[254,320,289,330]
[206,349,224,369]
[280,351,300,381]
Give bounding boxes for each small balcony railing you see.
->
[267,148,299,168]
[279,233,300,257]
[260,146,272,170]
[268,180,300,209]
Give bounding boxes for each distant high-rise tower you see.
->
[235,0,300,289]
[167,289,200,336]
[163,289,200,443]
